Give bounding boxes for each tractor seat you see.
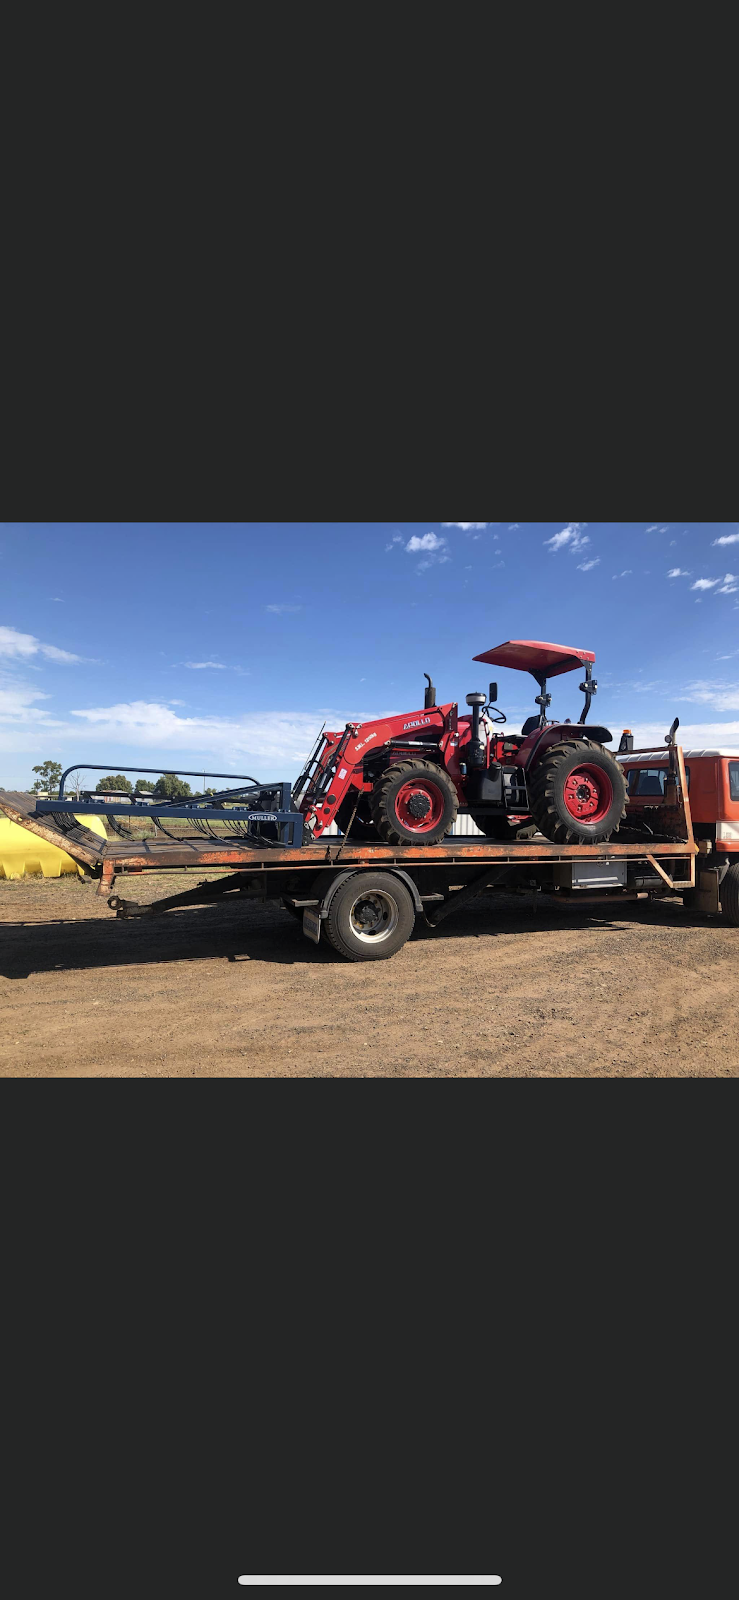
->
[521,716,540,736]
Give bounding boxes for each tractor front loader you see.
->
[294,641,627,848]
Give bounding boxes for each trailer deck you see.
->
[0,795,698,883]
[0,744,703,960]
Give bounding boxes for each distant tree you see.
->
[135,779,155,794]
[31,760,62,798]
[95,774,134,795]
[153,773,192,800]
[67,770,84,799]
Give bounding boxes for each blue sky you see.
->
[2,521,739,788]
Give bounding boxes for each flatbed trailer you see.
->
[0,746,703,961]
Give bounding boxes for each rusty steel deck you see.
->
[0,763,699,903]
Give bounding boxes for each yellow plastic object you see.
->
[0,813,106,879]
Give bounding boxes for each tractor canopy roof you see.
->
[473,639,595,678]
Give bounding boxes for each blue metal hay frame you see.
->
[34,765,304,845]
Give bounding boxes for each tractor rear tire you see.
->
[720,862,739,925]
[324,870,416,961]
[528,740,627,845]
[370,760,458,846]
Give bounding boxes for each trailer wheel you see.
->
[370,760,458,845]
[720,862,739,925]
[324,871,415,961]
[528,741,627,845]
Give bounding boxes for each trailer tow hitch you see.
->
[108,872,260,920]
[108,896,154,918]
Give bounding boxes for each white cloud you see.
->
[667,568,690,578]
[646,525,669,533]
[0,625,83,663]
[405,532,451,570]
[385,535,403,550]
[544,523,589,553]
[183,661,227,670]
[0,678,59,726]
[406,533,446,552]
[508,523,520,530]
[577,558,600,571]
[65,702,349,765]
[690,574,737,592]
[676,682,739,712]
[441,522,488,530]
[712,533,739,545]
[265,604,302,614]
[0,679,366,768]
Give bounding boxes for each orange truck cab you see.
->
[619,747,739,852]
[618,745,739,920]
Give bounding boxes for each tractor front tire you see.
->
[370,760,458,846]
[528,740,627,845]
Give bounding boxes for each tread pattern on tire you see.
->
[720,862,739,925]
[527,739,627,845]
[370,759,458,846]
[325,869,415,961]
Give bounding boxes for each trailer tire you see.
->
[528,740,627,845]
[370,760,458,845]
[720,862,739,925]
[324,871,415,961]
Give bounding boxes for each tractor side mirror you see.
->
[489,682,498,704]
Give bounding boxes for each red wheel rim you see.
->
[394,778,445,833]
[562,764,613,823]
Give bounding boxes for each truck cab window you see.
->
[628,768,666,796]
[729,762,739,802]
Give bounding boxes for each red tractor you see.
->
[294,640,627,847]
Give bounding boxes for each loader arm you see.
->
[301,705,456,836]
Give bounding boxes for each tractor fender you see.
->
[314,867,423,918]
[513,723,613,768]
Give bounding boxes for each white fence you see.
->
[323,812,485,839]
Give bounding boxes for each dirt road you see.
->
[1,872,737,1077]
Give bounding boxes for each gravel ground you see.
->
[1,871,738,1077]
